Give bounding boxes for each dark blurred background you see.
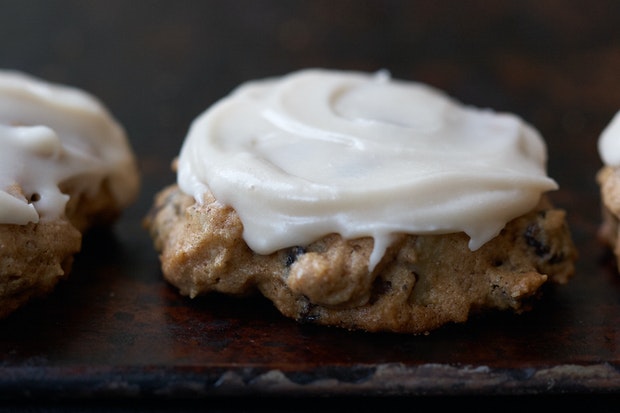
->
[2,1,620,411]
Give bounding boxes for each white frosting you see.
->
[0,70,139,225]
[177,68,557,270]
[598,110,620,167]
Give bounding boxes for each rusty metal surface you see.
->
[1,0,620,405]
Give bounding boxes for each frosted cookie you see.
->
[145,68,576,334]
[0,70,140,318]
[597,111,620,265]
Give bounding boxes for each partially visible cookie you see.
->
[0,70,140,318]
[145,68,577,334]
[597,111,620,265]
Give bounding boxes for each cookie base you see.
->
[145,185,577,334]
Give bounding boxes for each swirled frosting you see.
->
[0,70,139,225]
[177,68,557,270]
[598,110,620,167]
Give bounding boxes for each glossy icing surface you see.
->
[178,69,557,269]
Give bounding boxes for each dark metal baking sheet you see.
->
[1,0,620,405]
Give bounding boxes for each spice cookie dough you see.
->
[0,70,140,318]
[145,68,576,334]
